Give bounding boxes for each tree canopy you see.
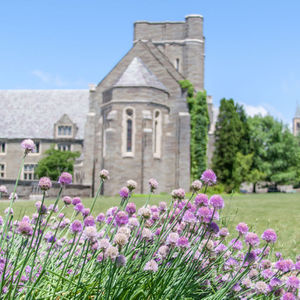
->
[35,146,80,181]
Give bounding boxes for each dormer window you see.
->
[57,125,72,137]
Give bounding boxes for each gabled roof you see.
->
[0,90,89,139]
[114,57,167,92]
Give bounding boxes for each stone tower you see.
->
[134,15,205,92]
[293,104,300,136]
[81,15,208,195]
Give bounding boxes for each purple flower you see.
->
[201,169,217,186]
[171,188,185,200]
[84,216,95,227]
[261,268,274,279]
[182,210,197,223]
[125,202,136,215]
[149,178,158,192]
[35,201,47,214]
[196,206,211,223]
[261,229,277,243]
[236,222,249,235]
[70,220,83,234]
[63,196,72,205]
[126,180,137,191]
[72,197,81,205]
[115,211,129,227]
[281,292,296,300]
[208,222,219,234]
[245,232,260,247]
[215,243,228,253]
[194,193,209,206]
[177,236,190,249]
[166,232,179,246]
[286,276,300,289]
[275,259,294,273]
[48,204,58,212]
[119,187,129,198]
[230,239,243,251]
[159,201,167,211]
[219,227,229,238]
[144,260,158,272]
[38,177,52,191]
[17,221,33,236]
[209,195,224,209]
[83,226,97,241]
[82,208,90,217]
[99,169,109,180]
[0,185,8,194]
[96,213,105,223]
[269,277,282,288]
[58,172,72,185]
[255,281,269,295]
[116,255,127,267]
[191,180,202,192]
[9,193,18,202]
[21,139,35,154]
[74,203,84,213]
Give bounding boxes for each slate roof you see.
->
[0,90,89,139]
[114,57,167,91]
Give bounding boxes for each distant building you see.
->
[0,90,89,181]
[293,104,300,136]
[0,15,217,195]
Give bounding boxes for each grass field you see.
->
[0,192,299,258]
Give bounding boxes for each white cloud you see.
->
[242,103,268,117]
[31,69,68,87]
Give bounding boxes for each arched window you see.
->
[153,110,162,158]
[122,107,135,156]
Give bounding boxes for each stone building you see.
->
[0,15,216,196]
[0,90,89,181]
[81,15,215,195]
[293,104,300,136]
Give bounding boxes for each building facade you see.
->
[0,15,216,196]
[81,15,213,195]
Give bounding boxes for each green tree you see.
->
[212,99,245,192]
[35,146,80,181]
[248,115,300,189]
[179,80,210,180]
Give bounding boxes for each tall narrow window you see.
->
[0,142,6,154]
[153,110,162,158]
[175,58,180,71]
[0,164,5,178]
[123,108,135,156]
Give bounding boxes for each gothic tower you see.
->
[293,104,300,136]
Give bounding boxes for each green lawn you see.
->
[0,192,299,258]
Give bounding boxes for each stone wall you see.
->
[0,179,91,199]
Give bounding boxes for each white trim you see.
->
[22,163,37,181]
[122,106,135,157]
[0,162,6,179]
[56,124,73,138]
[133,39,204,44]
[153,109,162,159]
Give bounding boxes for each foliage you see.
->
[180,80,210,180]
[35,146,80,180]
[248,115,300,187]
[0,153,299,299]
[212,99,246,192]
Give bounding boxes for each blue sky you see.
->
[1,0,300,126]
